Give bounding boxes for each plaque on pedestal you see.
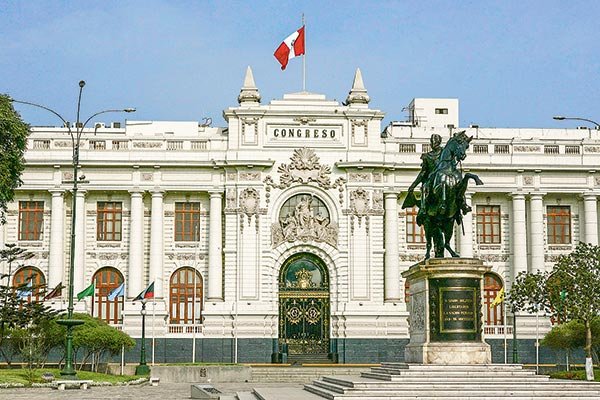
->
[402,258,491,364]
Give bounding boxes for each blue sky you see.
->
[1,0,599,129]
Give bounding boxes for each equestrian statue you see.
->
[402,131,483,259]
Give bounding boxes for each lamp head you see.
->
[124,108,136,113]
[79,80,86,88]
[553,116,566,121]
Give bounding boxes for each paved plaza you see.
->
[0,382,305,400]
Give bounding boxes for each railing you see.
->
[483,324,513,336]
[168,324,203,334]
[110,323,124,331]
[166,140,184,150]
[473,144,488,154]
[33,139,51,149]
[398,143,416,153]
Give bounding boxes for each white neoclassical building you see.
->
[2,67,599,364]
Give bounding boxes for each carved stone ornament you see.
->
[372,190,383,210]
[133,141,162,149]
[54,140,71,148]
[225,188,237,210]
[410,291,426,332]
[513,145,541,153]
[523,176,534,185]
[239,171,260,181]
[264,148,346,193]
[238,188,260,232]
[350,189,369,217]
[239,188,259,217]
[271,195,338,248]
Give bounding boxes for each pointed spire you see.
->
[238,66,261,106]
[345,68,370,107]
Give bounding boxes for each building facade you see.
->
[2,67,599,363]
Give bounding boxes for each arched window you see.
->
[169,267,203,324]
[13,266,45,302]
[483,273,504,326]
[92,267,124,324]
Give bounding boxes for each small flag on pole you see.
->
[274,26,305,70]
[77,282,95,301]
[44,282,64,300]
[107,282,125,301]
[490,287,505,308]
[17,280,33,299]
[134,281,155,301]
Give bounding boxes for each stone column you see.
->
[207,191,223,301]
[48,189,65,289]
[459,192,474,258]
[529,193,545,272]
[128,190,144,298]
[511,194,528,280]
[149,190,164,298]
[73,190,86,295]
[583,194,599,245]
[384,192,400,301]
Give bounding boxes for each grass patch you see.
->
[550,368,600,382]
[0,368,143,386]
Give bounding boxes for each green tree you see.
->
[0,94,29,224]
[509,243,600,381]
[71,313,135,372]
[541,318,600,368]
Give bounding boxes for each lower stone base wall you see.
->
[0,338,589,367]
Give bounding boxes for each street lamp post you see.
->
[553,116,600,129]
[136,299,150,375]
[11,81,135,379]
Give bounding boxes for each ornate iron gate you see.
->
[279,253,330,355]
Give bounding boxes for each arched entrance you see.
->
[278,253,330,361]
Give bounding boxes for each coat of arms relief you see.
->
[266,148,344,248]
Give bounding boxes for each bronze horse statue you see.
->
[416,131,483,259]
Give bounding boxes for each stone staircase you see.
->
[303,363,600,399]
[249,366,371,383]
[218,363,600,399]
[287,353,333,365]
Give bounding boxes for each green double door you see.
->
[278,253,330,355]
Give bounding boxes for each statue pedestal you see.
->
[402,258,491,364]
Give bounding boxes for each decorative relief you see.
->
[227,172,237,181]
[349,189,370,233]
[239,171,260,181]
[373,190,383,210]
[293,116,317,125]
[373,173,382,183]
[399,253,424,262]
[595,176,600,186]
[225,188,237,210]
[523,176,533,185]
[97,243,121,248]
[548,245,572,251]
[271,195,338,248]
[410,292,426,332]
[477,254,510,262]
[164,211,175,217]
[142,173,153,181]
[54,140,71,148]
[513,145,541,153]
[63,172,73,181]
[133,141,162,149]
[263,148,346,205]
[238,188,260,232]
[166,252,201,261]
[585,146,600,153]
[349,172,370,183]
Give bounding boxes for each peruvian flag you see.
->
[274,26,305,70]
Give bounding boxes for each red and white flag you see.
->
[274,26,305,70]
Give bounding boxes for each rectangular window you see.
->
[406,206,425,244]
[18,201,44,241]
[97,201,122,241]
[547,205,571,244]
[175,202,201,241]
[476,205,501,244]
[435,108,449,114]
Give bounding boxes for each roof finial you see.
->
[345,68,370,107]
[238,66,261,105]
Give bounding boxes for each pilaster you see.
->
[49,189,65,288]
[128,190,144,298]
[583,193,598,245]
[149,190,164,298]
[529,193,545,272]
[511,193,527,280]
[384,192,400,301]
[459,192,474,258]
[208,191,224,301]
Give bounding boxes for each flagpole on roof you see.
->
[302,13,306,92]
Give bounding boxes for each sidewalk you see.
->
[0,382,305,400]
